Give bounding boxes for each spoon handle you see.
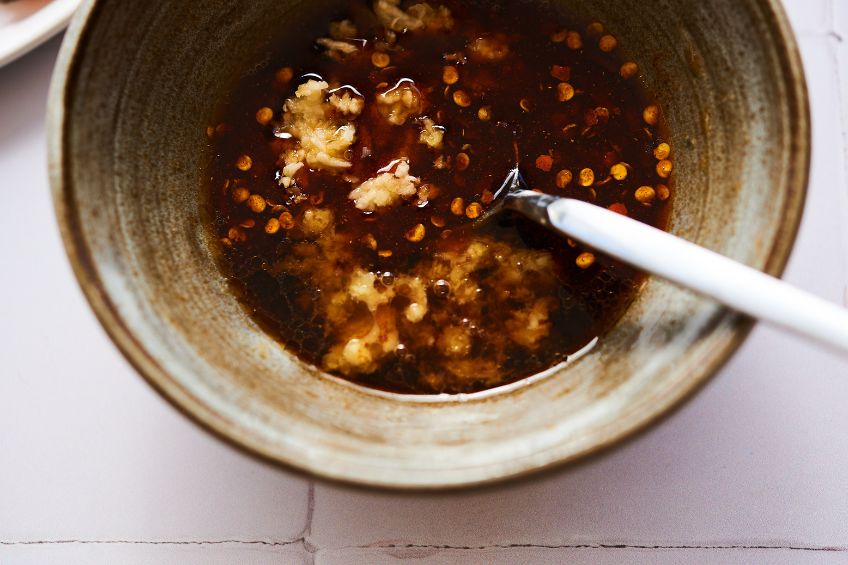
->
[515,192,848,354]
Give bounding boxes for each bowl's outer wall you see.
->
[51,0,809,488]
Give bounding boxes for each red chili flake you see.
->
[535,154,554,172]
[608,203,629,216]
[550,65,571,82]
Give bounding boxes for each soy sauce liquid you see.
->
[208,0,672,394]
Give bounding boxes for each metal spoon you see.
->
[484,167,848,354]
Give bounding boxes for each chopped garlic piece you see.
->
[279,149,306,188]
[316,37,359,57]
[374,0,454,32]
[348,269,395,311]
[341,338,374,370]
[396,276,428,322]
[281,80,358,173]
[438,325,472,358]
[348,159,420,211]
[468,35,510,62]
[506,298,554,349]
[301,208,334,237]
[325,313,399,376]
[376,79,424,126]
[322,270,403,375]
[329,91,365,117]
[418,118,445,149]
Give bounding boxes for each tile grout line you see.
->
[354,542,848,553]
[0,540,300,547]
[2,482,314,553]
[1,540,847,553]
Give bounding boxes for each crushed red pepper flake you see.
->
[256,107,274,125]
[235,155,253,171]
[608,202,629,215]
[278,211,295,230]
[450,197,465,216]
[265,218,281,234]
[551,29,568,43]
[586,22,604,37]
[535,154,554,172]
[654,142,671,160]
[579,168,595,186]
[465,202,483,219]
[635,185,656,204]
[231,186,250,204]
[453,90,472,107]
[442,65,460,85]
[371,52,391,68]
[576,252,596,269]
[599,34,617,52]
[405,223,426,242]
[247,194,266,213]
[566,31,582,50]
[556,169,573,188]
[619,62,638,79]
[557,82,575,102]
[643,105,659,125]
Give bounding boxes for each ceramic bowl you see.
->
[49,0,809,489]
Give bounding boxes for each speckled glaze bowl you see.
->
[49,0,809,489]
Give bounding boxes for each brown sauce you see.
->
[207,0,673,394]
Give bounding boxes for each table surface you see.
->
[2,1,847,563]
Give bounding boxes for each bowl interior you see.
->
[51,0,808,488]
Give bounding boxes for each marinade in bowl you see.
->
[208,0,673,394]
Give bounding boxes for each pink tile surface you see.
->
[2,543,307,565]
[316,547,840,565]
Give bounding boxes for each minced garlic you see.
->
[328,90,365,117]
[348,159,420,211]
[316,38,359,58]
[373,0,454,33]
[280,80,361,174]
[376,79,425,125]
[418,118,445,150]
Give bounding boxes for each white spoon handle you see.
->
[539,196,848,354]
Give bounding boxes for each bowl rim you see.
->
[48,0,811,491]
